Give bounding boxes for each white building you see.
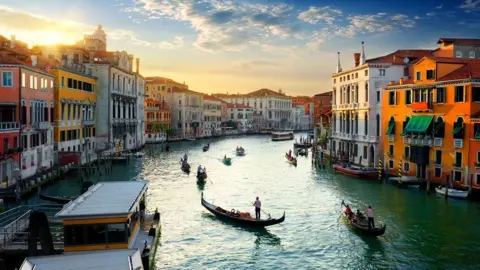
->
[292,105,311,131]
[168,87,203,138]
[214,88,293,129]
[134,61,145,149]
[203,95,223,137]
[227,103,253,132]
[331,42,431,166]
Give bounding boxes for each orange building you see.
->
[383,56,480,190]
[292,96,312,115]
[144,77,172,138]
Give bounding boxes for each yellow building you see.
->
[50,67,97,165]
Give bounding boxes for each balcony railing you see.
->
[412,102,432,112]
[0,122,20,131]
[82,119,95,126]
[454,139,463,149]
[31,121,51,130]
[145,106,160,111]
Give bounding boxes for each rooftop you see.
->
[366,49,432,65]
[171,86,203,96]
[437,38,480,47]
[55,181,147,219]
[19,249,143,270]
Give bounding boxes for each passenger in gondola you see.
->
[224,154,227,159]
[183,153,188,162]
[345,205,353,219]
[289,149,292,157]
[197,165,203,174]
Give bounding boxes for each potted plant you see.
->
[22,165,27,170]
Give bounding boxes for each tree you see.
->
[151,123,167,132]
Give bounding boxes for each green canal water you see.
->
[38,134,480,269]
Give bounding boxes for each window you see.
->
[356,73,358,79]
[363,146,367,159]
[404,146,410,159]
[454,86,465,102]
[21,73,26,87]
[415,71,421,81]
[379,69,386,76]
[365,70,368,76]
[455,51,463,58]
[476,174,480,185]
[64,225,86,246]
[436,87,446,103]
[364,112,368,135]
[426,69,435,80]
[376,91,380,103]
[404,162,410,172]
[1,71,13,87]
[61,76,65,87]
[388,91,396,105]
[389,145,394,156]
[376,114,380,136]
[454,152,462,167]
[470,51,476,58]
[472,87,480,102]
[388,160,394,169]
[34,77,37,89]
[435,150,442,165]
[454,170,462,181]
[107,223,127,243]
[434,167,442,178]
[405,90,411,104]
[477,151,480,163]
[85,224,107,245]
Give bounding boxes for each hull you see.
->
[285,154,297,166]
[201,193,285,227]
[39,192,76,204]
[388,177,425,188]
[181,163,191,173]
[333,164,378,179]
[203,146,209,152]
[197,172,207,182]
[293,143,312,149]
[343,212,386,237]
[435,187,469,199]
[272,136,294,141]
[236,150,245,156]
[223,158,232,165]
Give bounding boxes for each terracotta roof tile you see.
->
[0,52,25,65]
[437,60,480,81]
[244,88,289,98]
[437,38,480,46]
[367,50,432,65]
[171,86,202,95]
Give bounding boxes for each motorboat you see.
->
[435,186,469,199]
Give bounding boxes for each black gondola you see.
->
[203,144,210,152]
[293,143,312,149]
[197,171,207,182]
[297,149,307,156]
[201,193,285,227]
[39,192,76,204]
[341,202,386,237]
[181,162,191,173]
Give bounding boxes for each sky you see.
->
[0,0,479,96]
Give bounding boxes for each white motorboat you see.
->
[186,137,196,141]
[271,130,294,141]
[236,148,245,156]
[435,186,469,199]
[133,152,145,157]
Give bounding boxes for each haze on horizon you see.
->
[0,0,477,96]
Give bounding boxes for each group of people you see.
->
[345,204,375,230]
[197,165,207,175]
[286,149,296,161]
[236,146,244,151]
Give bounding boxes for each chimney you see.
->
[336,52,342,73]
[354,53,361,67]
[10,35,15,49]
[31,55,38,67]
[135,58,140,73]
[89,51,94,64]
[399,78,403,85]
[360,41,366,65]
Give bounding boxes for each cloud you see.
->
[298,6,342,25]
[334,13,415,38]
[459,0,480,12]
[436,5,443,9]
[0,4,182,50]
[232,60,279,70]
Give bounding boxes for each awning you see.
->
[401,115,434,136]
[385,120,395,135]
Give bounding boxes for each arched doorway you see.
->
[368,145,375,167]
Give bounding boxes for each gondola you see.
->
[297,149,307,156]
[236,148,245,156]
[201,193,285,227]
[39,192,77,204]
[181,162,191,173]
[333,163,378,179]
[203,144,210,152]
[293,142,312,149]
[223,157,232,165]
[341,202,386,237]
[197,171,207,182]
[285,154,297,166]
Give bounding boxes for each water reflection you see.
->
[253,229,282,248]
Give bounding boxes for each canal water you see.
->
[38,134,480,269]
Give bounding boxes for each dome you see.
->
[88,25,106,43]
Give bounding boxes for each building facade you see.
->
[384,56,480,190]
[144,76,172,142]
[203,95,223,137]
[168,87,203,138]
[51,66,97,165]
[227,103,253,132]
[214,88,293,129]
[331,42,431,166]
[292,105,311,131]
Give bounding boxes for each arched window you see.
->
[346,86,350,103]
[355,85,359,103]
[333,114,336,132]
[433,117,444,138]
[364,112,368,135]
[376,114,380,136]
[453,117,464,139]
[365,82,369,102]
[355,113,359,134]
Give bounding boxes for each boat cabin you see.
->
[271,130,294,141]
[54,181,157,253]
[19,248,144,270]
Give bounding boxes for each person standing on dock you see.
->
[365,206,375,230]
[253,197,261,219]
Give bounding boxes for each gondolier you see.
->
[253,197,261,219]
[365,206,375,230]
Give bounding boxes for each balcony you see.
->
[412,102,432,112]
[31,121,51,130]
[454,139,463,149]
[145,106,160,111]
[82,119,95,126]
[433,138,443,147]
[0,122,20,132]
[388,135,394,142]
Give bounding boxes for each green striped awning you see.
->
[401,115,434,136]
[385,120,395,135]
